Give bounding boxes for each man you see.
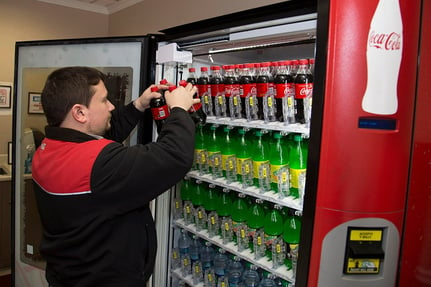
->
[32,66,198,286]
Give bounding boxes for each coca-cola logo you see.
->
[368,30,402,50]
[299,87,312,97]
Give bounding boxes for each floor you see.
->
[0,268,11,286]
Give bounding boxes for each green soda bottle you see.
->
[247,198,266,250]
[289,134,307,199]
[181,178,194,225]
[269,132,289,195]
[231,193,249,243]
[283,210,302,272]
[217,189,234,244]
[220,126,237,182]
[235,128,253,186]
[205,184,220,237]
[206,124,223,178]
[263,204,284,259]
[195,123,208,173]
[251,130,271,192]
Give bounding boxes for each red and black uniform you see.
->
[32,103,195,287]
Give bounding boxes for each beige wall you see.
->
[108,0,287,36]
[0,0,285,154]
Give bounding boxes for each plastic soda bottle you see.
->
[269,132,289,196]
[205,184,220,237]
[289,134,307,199]
[274,61,295,123]
[198,66,213,116]
[231,193,249,243]
[220,126,237,182]
[263,204,284,259]
[206,124,223,179]
[181,178,195,225]
[283,210,302,274]
[235,128,253,187]
[223,64,239,118]
[247,198,266,251]
[217,189,233,244]
[194,182,208,231]
[239,63,258,120]
[294,59,313,124]
[149,80,170,134]
[251,130,271,192]
[210,65,226,117]
[194,123,209,173]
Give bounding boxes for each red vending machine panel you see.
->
[306,0,421,286]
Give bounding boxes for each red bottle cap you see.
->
[200,67,208,72]
[189,67,196,72]
[150,86,158,92]
[299,59,309,65]
[179,80,188,87]
[160,79,168,85]
[210,66,221,70]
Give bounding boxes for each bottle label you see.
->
[195,149,207,165]
[222,154,235,172]
[236,157,252,176]
[151,106,169,120]
[290,168,306,189]
[240,83,257,98]
[270,164,289,184]
[275,83,294,99]
[252,160,270,180]
[211,84,224,97]
[208,151,221,168]
[295,83,313,99]
[257,82,269,98]
[264,233,279,247]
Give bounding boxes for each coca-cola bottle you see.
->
[197,67,212,116]
[223,65,239,118]
[180,79,207,125]
[239,63,258,120]
[150,80,170,134]
[256,62,274,121]
[362,0,403,115]
[294,59,313,124]
[274,60,295,123]
[209,66,225,118]
[308,58,315,76]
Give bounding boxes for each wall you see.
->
[108,0,287,36]
[0,0,109,154]
[0,0,285,154]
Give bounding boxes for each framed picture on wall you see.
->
[0,84,12,108]
[28,92,44,114]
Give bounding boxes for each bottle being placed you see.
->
[294,59,313,124]
[239,63,258,120]
[197,66,213,116]
[256,62,275,122]
[150,79,170,134]
[210,65,226,118]
[288,134,307,200]
[362,0,403,115]
[183,72,207,125]
[274,61,295,123]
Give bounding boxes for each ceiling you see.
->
[37,0,145,15]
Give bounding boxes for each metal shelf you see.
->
[187,170,303,212]
[174,219,295,284]
[206,116,310,137]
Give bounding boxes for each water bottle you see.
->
[190,235,202,262]
[200,242,215,270]
[241,264,260,287]
[213,249,230,277]
[178,229,191,256]
[227,256,244,287]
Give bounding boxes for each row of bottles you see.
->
[172,229,294,287]
[194,123,308,201]
[186,59,314,124]
[173,179,301,272]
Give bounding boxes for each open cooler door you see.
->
[150,1,321,286]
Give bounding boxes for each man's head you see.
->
[42,66,115,135]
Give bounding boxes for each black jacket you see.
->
[32,104,195,287]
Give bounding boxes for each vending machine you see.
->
[11,0,429,287]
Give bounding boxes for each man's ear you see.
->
[70,104,87,123]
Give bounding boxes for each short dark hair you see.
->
[41,66,106,127]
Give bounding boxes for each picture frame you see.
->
[0,84,12,108]
[28,92,44,114]
[8,141,12,165]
